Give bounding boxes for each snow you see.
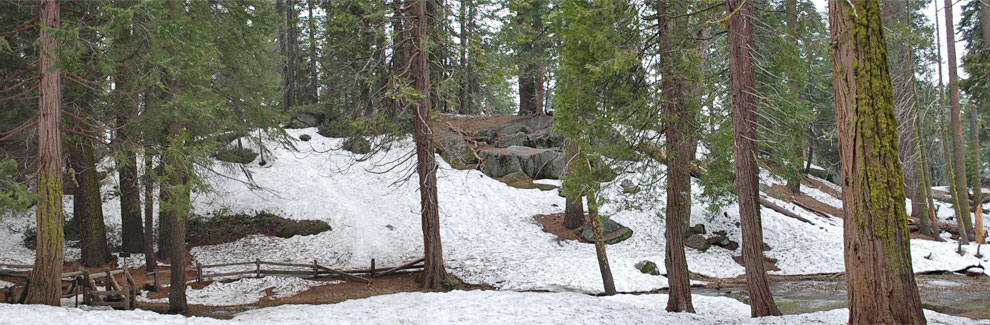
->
[137,277,338,307]
[0,127,987,299]
[0,290,985,324]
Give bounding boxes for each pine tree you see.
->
[26,0,65,306]
[726,0,780,316]
[828,0,926,322]
[944,0,976,243]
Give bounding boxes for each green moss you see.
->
[440,276,461,290]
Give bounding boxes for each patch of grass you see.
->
[186,211,331,247]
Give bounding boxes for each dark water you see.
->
[695,274,990,319]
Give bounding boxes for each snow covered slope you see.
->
[1,128,987,295]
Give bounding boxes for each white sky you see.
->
[812,0,971,83]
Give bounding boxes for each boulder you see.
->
[581,218,633,245]
[707,235,730,246]
[621,179,638,194]
[688,224,706,236]
[343,137,371,155]
[480,146,566,179]
[713,230,727,237]
[723,241,739,251]
[635,260,660,276]
[299,134,312,142]
[291,112,323,128]
[474,128,498,144]
[494,132,530,148]
[439,139,478,169]
[498,115,554,135]
[526,128,566,148]
[685,234,710,252]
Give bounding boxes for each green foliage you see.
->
[186,211,331,247]
[555,0,646,201]
[0,157,34,215]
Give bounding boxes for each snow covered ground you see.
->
[1,127,987,297]
[0,290,984,325]
[136,277,340,307]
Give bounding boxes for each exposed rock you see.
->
[713,230,727,237]
[685,234,711,252]
[480,146,566,179]
[497,172,557,191]
[498,115,554,135]
[291,112,323,128]
[526,128,566,148]
[635,260,660,276]
[439,139,478,169]
[621,179,638,194]
[343,137,371,155]
[581,218,633,245]
[707,235,730,246]
[495,132,531,148]
[299,134,312,142]
[474,128,497,144]
[723,241,739,251]
[689,224,706,235]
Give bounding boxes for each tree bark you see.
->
[944,0,976,242]
[26,0,65,306]
[882,0,932,236]
[458,0,471,115]
[410,0,448,290]
[163,0,188,313]
[828,0,926,323]
[727,0,780,317]
[658,0,696,312]
[143,153,157,272]
[72,139,112,267]
[118,124,144,253]
[563,138,584,229]
[586,190,615,295]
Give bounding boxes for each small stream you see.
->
[695,274,990,319]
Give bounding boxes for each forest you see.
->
[0,0,988,323]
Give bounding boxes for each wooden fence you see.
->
[0,263,137,309]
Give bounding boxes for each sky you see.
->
[812,0,971,82]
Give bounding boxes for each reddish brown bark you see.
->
[409,0,448,290]
[727,0,780,317]
[658,0,695,313]
[944,0,976,242]
[26,0,65,306]
[72,139,112,267]
[828,0,926,323]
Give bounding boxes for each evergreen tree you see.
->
[828,0,926,322]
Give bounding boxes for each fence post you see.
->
[104,267,113,291]
[370,258,375,278]
[255,258,261,278]
[196,262,203,283]
[152,270,159,290]
[312,260,318,278]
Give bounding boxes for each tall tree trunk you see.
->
[72,139,112,267]
[727,0,780,317]
[944,0,976,242]
[279,0,299,112]
[883,0,931,236]
[784,0,802,195]
[828,0,926,323]
[143,153,157,272]
[934,2,968,241]
[26,0,65,306]
[586,189,615,295]
[410,0,448,290]
[163,0,188,313]
[458,0,470,115]
[658,0,697,312]
[118,120,144,253]
[563,138,584,229]
[306,0,319,104]
[968,101,984,242]
[978,0,990,243]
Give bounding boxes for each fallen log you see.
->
[758,196,814,225]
